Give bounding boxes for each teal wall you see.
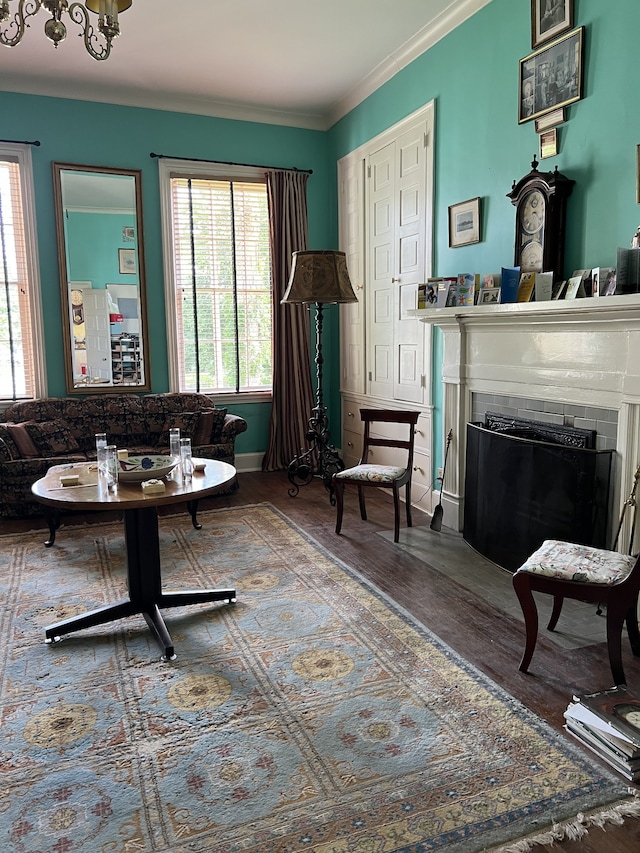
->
[0,92,331,455]
[67,212,136,285]
[2,0,639,464]
[328,0,640,468]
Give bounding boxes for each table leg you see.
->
[45,601,138,642]
[186,499,201,530]
[44,506,236,659]
[43,508,61,547]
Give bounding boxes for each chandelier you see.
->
[0,1,131,61]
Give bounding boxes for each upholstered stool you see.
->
[512,539,640,685]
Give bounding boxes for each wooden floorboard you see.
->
[4,469,640,851]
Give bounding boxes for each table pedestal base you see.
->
[44,506,235,659]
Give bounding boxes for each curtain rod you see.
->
[149,152,312,175]
[0,138,41,146]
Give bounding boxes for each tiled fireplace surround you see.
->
[415,295,640,553]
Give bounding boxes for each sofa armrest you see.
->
[221,414,248,441]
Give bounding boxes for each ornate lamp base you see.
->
[287,404,345,504]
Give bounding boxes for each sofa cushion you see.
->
[0,424,21,460]
[0,435,14,462]
[3,422,40,458]
[158,411,201,449]
[24,421,81,456]
[193,408,227,446]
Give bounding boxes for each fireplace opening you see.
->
[463,413,614,572]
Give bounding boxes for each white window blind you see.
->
[169,175,272,394]
[0,147,42,402]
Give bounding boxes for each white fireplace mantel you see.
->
[411,295,640,551]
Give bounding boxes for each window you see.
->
[0,143,45,403]
[160,160,272,396]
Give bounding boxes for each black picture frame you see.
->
[448,197,481,248]
[531,0,573,49]
[519,27,584,125]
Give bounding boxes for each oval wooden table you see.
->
[31,458,237,660]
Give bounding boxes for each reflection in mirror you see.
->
[53,163,150,393]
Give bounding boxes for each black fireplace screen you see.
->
[463,417,614,572]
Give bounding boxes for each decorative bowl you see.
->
[117,455,179,483]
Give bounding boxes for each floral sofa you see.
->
[0,392,247,518]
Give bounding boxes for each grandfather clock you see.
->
[507,156,574,282]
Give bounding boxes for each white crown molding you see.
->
[326,0,493,128]
[0,77,328,131]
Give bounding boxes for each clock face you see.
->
[520,239,543,272]
[71,290,83,306]
[614,704,640,730]
[520,190,545,234]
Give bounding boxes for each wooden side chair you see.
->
[333,409,420,543]
[512,539,640,685]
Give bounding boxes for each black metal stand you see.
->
[44,506,236,660]
[287,303,345,504]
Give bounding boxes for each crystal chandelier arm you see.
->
[0,0,42,47]
[68,1,112,60]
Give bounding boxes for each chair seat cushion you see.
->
[335,464,406,483]
[516,539,636,584]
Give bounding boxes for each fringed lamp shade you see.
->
[282,250,357,304]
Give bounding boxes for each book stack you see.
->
[564,686,640,781]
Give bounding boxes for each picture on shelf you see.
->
[519,27,584,124]
[531,0,573,49]
[479,288,501,304]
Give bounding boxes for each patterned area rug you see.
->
[1,503,639,853]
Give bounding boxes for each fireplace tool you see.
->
[431,429,453,532]
[612,463,640,555]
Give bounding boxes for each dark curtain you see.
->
[262,170,314,471]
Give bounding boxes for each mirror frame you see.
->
[52,162,151,394]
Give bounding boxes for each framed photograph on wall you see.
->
[448,197,481,248]
[118,248,137,275]
[531,0,573,49]
[519,27,584,124]
[540,128,558,159]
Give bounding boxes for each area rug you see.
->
[1,503,639,853]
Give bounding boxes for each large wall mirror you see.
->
[53,162,151,393]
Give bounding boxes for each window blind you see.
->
[0,154,35,401]
[170,177,272,393]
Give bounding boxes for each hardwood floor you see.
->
[4,469,640,851]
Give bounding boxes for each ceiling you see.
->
[0,0,489,130]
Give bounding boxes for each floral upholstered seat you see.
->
[516,539,636,585]
[513,539,640,685]
[336,463,406,484]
